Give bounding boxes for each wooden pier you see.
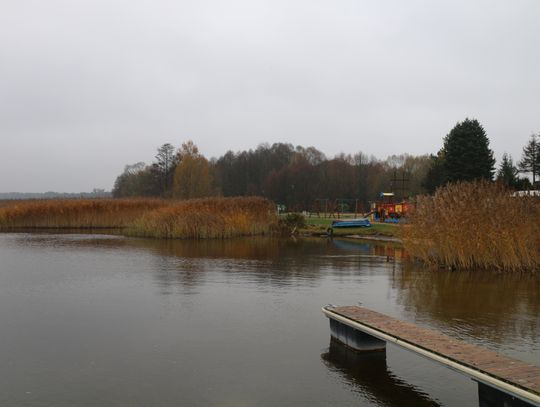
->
[322,305,540,407]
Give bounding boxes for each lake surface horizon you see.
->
[1,233,538,406]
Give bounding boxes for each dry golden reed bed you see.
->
[128,197,278,239]
[0,197,278,238]
[401,181,540,272]
[0,199,166,228]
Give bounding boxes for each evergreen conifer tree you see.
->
[496,153,518,188]
[518,134,539,185]
[442,118,495,183]
[422,152,445,193]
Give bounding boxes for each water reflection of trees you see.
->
[130,237,402,289]
[393,266,540,351]
[321,340,440,407]
[11,233,538,354]
[151,255,206,295]
[11,233,399,289]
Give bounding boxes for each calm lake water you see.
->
[0,233,538,406]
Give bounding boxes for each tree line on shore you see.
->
[113,118,539,210]
[113,141,433,211]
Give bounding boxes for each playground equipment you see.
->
[370,192,411,222]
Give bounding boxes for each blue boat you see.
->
[331,218,371,228]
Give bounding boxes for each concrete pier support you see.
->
[478,382,534,407]
[329,318,386,352]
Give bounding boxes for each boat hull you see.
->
[331,219,371,228]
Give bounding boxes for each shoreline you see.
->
[341,234,402,243]
[299,230,402,244]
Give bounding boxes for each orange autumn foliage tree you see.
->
[173,141,213,199]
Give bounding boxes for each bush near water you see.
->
[401,181,540,271]
[0,197,278,239]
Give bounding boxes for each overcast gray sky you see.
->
[1,0,539,192]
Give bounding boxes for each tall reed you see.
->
[128,197,278,239]
[0,197,278,239]
[0,199,168,229]
[401,181,540,271]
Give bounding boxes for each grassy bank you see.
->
[0,197,278,239]
[401,181,540,271]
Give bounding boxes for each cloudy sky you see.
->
[1,0,539,192]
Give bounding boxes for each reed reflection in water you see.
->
[394,265,540,363]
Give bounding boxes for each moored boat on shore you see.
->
[331,218,371,228]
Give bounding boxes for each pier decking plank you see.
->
[327,306,540,399]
